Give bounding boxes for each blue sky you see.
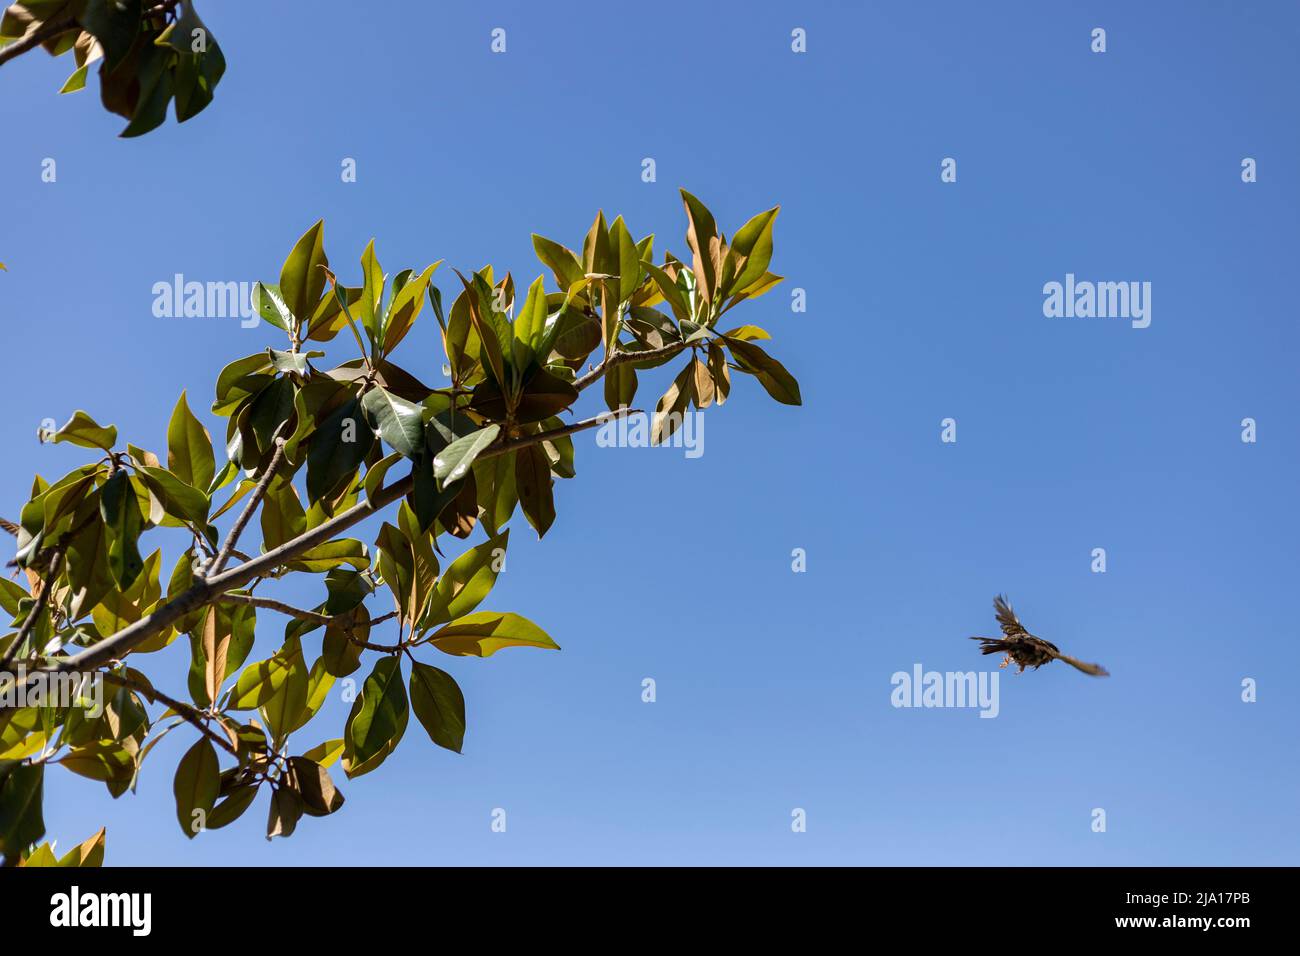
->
[2,0,1298,865]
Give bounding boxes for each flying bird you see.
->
[971,595,1109,677]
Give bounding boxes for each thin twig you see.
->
[204,433,286,579]
[100,671,238,758]
[218,594,331,626]
[0,551,62,671]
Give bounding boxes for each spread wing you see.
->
[993,594,1027,637]
[1050,651,1109,677]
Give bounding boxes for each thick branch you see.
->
[20,410,635,681]
[574,342,688,392]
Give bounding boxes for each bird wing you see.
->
[993,594,1027,637]
[1051,651,1109,677]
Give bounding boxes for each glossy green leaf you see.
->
[433,425,500,485]
[409,662,466,753]
[51,410,116,451]
[173,738,219,838]
[725,206,779,298]
[426,611,560,658]
[361,387,424,459]
[423,528,508,628]
[342,656,409,779]
[99,470,143,590]
[166,391,216,492]
[514,443,555,538]
[279,220,327,328]
[251,281,295,332]
[230,636,304,710]
[0,763,44,857]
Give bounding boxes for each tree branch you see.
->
[218,594,331,626]
[204,434,285,579]
[574,342,688,392]
[0,0,183,69]
[0,17,77,69]
[0,551,62,671]
[17,410,637,683]
[100,671,239,758]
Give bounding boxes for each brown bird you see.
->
[971,595,1109,677]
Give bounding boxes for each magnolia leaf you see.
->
[426,611,559,658]
[51,410,116,451]
[173,739,219,839]
[433,425,500,485]
[409,662,466,753]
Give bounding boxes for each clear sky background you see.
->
[2,0,1297,865]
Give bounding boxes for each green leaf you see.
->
[423,528,508,627]
[55,827,106,867]
[409,662,466,753]
[382,260,441,355]
[532,234,584,289]
[355,239,385,347]
[610,215,642,303]
[205,784,258,830]
[266,348,321,375]
[283,657,336,737]
[512,275,549,369]
[301,738,345,768]
[454,270,508,390]
[173,738,219,839]
[279,220,327,329]
[718,324,770,341]
[306,396,374,505]
[724,337,802,406]
[166,391,215,492]
[724,206,779,298]
[0,763,44,857]
[641,261,691,324]
[426,611,560,658]
[99,470,143,590]
[604,363,637,411]
[60,741,134,788]
[261,641,311,749]
[51,410,116,451]
[514,443,555,538]
[230,636,304,710]
[283,538,369,573]
[137,466,210,525]
[363,452,403,503]
[259,477,306,551]
[433,425,500,485]
[361,387,424,459]
[65,505,113,617]
[342,656,409,778]
[251,281,295,332]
